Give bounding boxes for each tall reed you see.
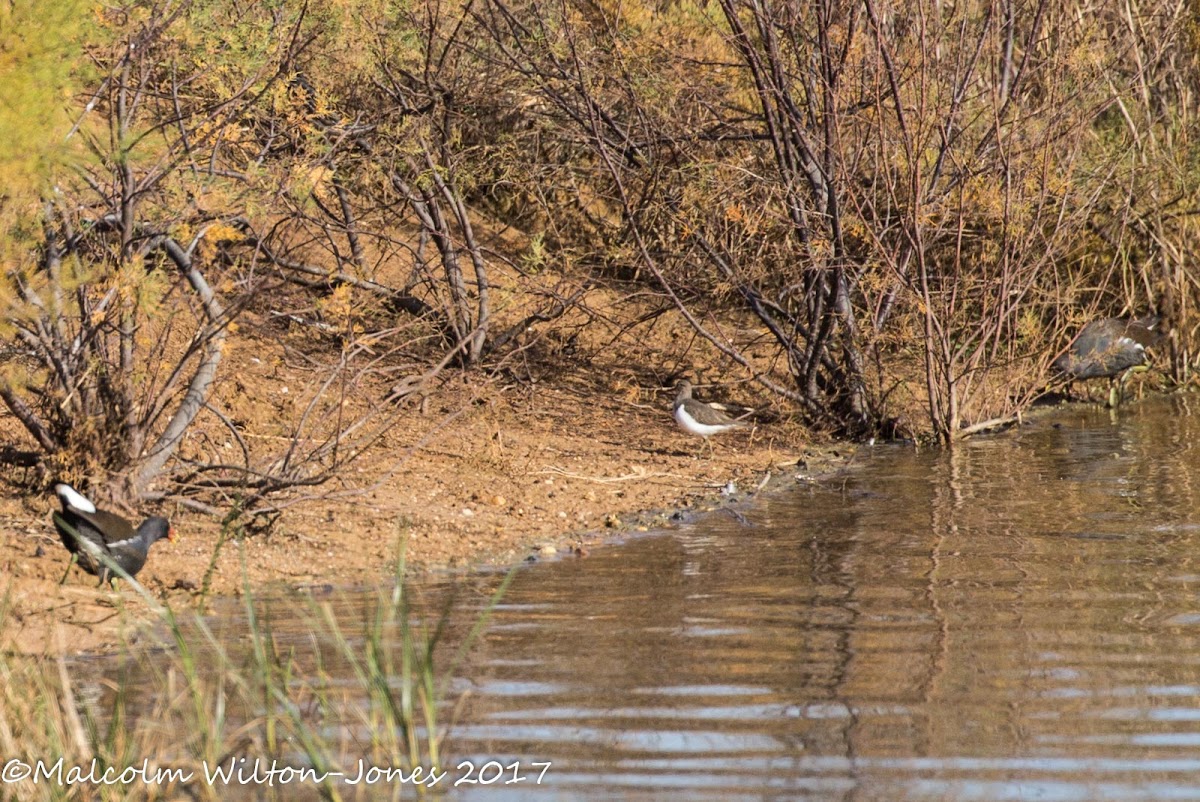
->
[0,533,513,801]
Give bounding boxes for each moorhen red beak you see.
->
[52,483,174,586]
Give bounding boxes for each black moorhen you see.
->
[53,483,174,586]
[1053,316,1161,407]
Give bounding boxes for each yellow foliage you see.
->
[207,223,243,243]
[292,165,332,203]
[0,0,87,242]
[195,237,216,263]
[1016,309,1042,344]
[318,284,354,325]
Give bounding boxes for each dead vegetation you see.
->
[1,0,1199,523]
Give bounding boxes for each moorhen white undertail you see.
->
[53,483,173,586]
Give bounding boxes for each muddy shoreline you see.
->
[0,377,853,656]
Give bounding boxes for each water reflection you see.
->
[441,395,1200,799]
[105,395,1200,799]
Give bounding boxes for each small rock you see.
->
[33,545,44,558]
[538,545,557,557]
[170,578,198,592]
[557,511,567,519]
[489,494,506,507]
[604,513,621,528]
[584,490,597,502]
[462,508,475,517]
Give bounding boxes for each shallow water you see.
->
[439,395,1200,800]
[104,395,1200,799]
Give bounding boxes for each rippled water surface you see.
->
[142,396,1200,799]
